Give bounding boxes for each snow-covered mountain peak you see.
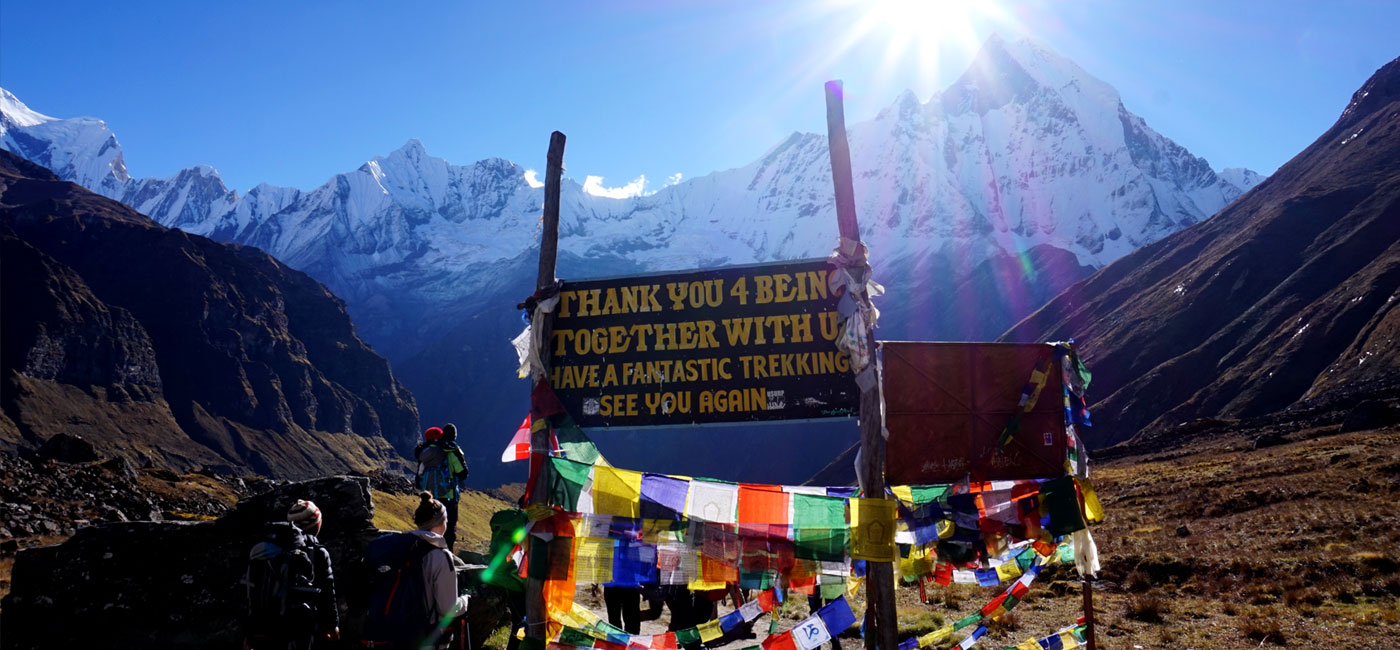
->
[939,34,1119,120]
[1,86,128,188]
[0,87,53,129]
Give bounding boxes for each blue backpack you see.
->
[417,444,460,501]
[363,532,437,648]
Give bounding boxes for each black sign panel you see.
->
[549,259,858,428]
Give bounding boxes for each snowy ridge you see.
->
[0,36,1263,359]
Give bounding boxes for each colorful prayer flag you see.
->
[791,616,831,650]
[848,498,896,562]
[697,620,724,643]
[739,484,791,526]
[503,415,532,462]
[641,474,689,520]
[594,466,643,518]
[687,480,739,523]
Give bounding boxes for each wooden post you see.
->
[1082,579,1097,650]
[824,80,898,650]
[525,130,567,644]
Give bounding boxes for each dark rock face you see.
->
[1001,56,1400,449]
[34,432,98,463]
[1,475,502,650]
[0,151,420,477]
[1341,400,1400,433]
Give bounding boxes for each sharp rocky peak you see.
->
[0,87,54,129]
[940,34,1119,116]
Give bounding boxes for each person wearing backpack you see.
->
[244,500,338,650]
[415,424,469,550]
[362,492,470,650]
[482,509,528,650]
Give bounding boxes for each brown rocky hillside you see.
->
[0,150,419,477]
[1001,56,1400,449]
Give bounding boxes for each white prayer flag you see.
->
[792,616,832,650]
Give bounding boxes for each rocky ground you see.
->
[4,388,1398,649]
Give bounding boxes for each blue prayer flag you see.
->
[817,596,857,637]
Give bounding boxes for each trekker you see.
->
[244,499,339,650]
[363,492,470,650]
[602,586,642,635]
[482,508,529,650]
[415,424,469,550]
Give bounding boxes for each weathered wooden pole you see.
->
[525,130,567,645]
[1083,579,1097,650]
[824,80,899,650]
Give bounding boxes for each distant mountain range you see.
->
[1003,55,1400,449]
[1,36,1265,485]
[0,150,418,478]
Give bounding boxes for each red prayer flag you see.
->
[738,484,790,525]
[502,415,532,462]
[934,562,953,586]
[762,631,797,650]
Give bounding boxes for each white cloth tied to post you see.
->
[512,295,560,379]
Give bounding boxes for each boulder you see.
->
[34,433,99,464]
[1340,400,1400,433]
[1,475,503,650]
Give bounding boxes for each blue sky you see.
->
[1,0,1395,194]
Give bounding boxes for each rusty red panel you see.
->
[882,342,1066,484]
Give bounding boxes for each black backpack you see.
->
[364,532,438,648]
[245,521,320,637]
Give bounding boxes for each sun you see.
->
[823,0,1012,85]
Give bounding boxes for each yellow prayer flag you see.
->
[689,576,727,591]
[573,537,615,584]
[568,602,598,626]
[1076,478,1105,523]
[526,502,554,522]
[918,626,952,648]
[891,485,914,504]
[995,561,1022,582]
[848,498,897,562]
[900,554,933,580]
[1016,640,1040,650]
[1059,631,1079,649]
[697,620,724,643]
[594,466,643,518]
[937,519,955,540]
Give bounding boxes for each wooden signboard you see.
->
[882,341,1067,484]
[547,259,859,428]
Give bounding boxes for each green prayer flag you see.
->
[910,485,949,504]
[954,614,980,629]
[1041,476,1086,536]
[1059,541,1075,563]
[553,415,603,465]
[1072,354,1092,391]
[560,627,594,647]
[676,627,701,646]
[596,621,625,637]
[793,493,848,561]
[549,457,592,511]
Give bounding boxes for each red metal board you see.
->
[882,342,1066,484]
